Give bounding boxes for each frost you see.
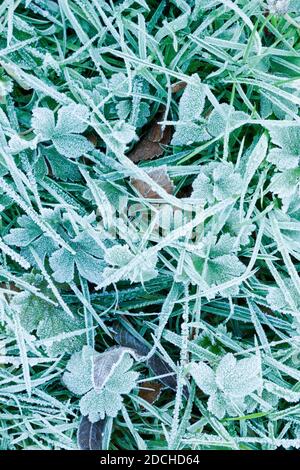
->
[36,146,81,181]
[265,125,300,208]
[189,361,216,395]
[171,74,209,145]
[191,162,242,204]
[32,104,94,158]
[267,278,300,311]
[207,103,248,137]
[108,73,129,97]
[224,208,255,246]
[178,74,206,121]
[190,234,246,297]
[0,72,13,100]
[63,346,94,395]
[190,353,262,419]
[4,209,61,264]
[8,134,39,154]
[111,121,137,145]
[267,0,290,15]
[172,123,211,146]
[63,346,139,422]
[49,231,106,284]
[116,100,131,120]
[104,245,158,283]
[11,291,85,356]
[92,346,136,391]
[266,125,300,171]
[216,353,262,398]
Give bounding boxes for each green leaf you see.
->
[207,104,248,137]
[63,347,139,422]
[104,245,158,283]
[216,353,262,398]
[49,231,106,284]
[11,291,85,356]
[189,361,217,395]
[178,74,206,121]
[191,162,242,204]
[32,104,94,158]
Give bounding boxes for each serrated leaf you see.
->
[11,291,85,356]
[62,346,94,395]
[207,103,248,137]
[63,346,139,422]
[32,107,55,140]
[178,74,206,121]
[189,361,217,395]
[49,231,106,284]
[216,353,262,398]
[31,104,94,158]
[55,104,90,135]
[104,245,158,283]
[191,162,242,204]
[52,134,94,159]
[171,122,211,146]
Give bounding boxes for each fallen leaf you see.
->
[171,81,187,94]
[113,323,189,399]
[139,380,162,404]
[130,166,174,199]
[128,109,173,163]
[86,133,98,147]
[77,415,107,450]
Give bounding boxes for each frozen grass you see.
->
[1,0,300,450]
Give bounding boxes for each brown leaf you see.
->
[139,380,163,404]
[86,133,98,147]
[130,166,174,199]
[128,109,173,163]
[0,282,21,293]
[171,81,187,94]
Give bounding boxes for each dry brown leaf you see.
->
[130,166,174,199]
[171,81,187,94]
[128,109,173,163]
[139,380,163,404]
[86,133,98,147]
[0,282,21,293]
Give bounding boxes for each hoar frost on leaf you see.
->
[10,291,85,356]
[191,162,243,205]
[190,353,262,419]
[267,0,290,15]
[172,74,210,146]
[189,233,246,297]
[31,104,94,158]
[223,208,255,247]
[266,125,300,209]
[4,209,62,265]
[103,244,158,284]
[266,278,300,312]
[206,103,248,138]
[49,231,106,284]
[63,346,139,422]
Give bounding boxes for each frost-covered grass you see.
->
[1,0,300,451]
